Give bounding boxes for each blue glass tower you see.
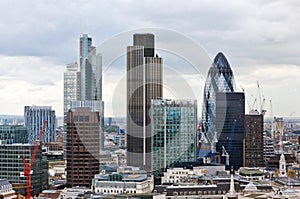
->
[201,52,236,145]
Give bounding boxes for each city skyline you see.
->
[0,0,299,117]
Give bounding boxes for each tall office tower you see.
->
[79,34,102,101]
[0,125,28,144]
[244,113,264,167]
[151,99,197,175]
[201,52,235,146]
[66,107,100,187]
[0,144,48,196]
[24,106,56,143]
[64,34,104,158]
[64,62,79,115]
[215,92,245,170]
[127,33,163,171]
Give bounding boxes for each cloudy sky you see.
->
[0,0,299,118]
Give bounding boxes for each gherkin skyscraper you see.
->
[201,52,236,144]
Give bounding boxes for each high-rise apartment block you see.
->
[151,99,197,175]
[126,33,163,171]
[24,106,56,143]
[66,107,100,187]
[244,113,264,167]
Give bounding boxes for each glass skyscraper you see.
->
[79,34,102,101]
[151,99,197,175]
[201,52,236,145]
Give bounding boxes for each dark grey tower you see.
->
[127,33,163,171]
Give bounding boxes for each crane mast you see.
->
[21,120,47,199]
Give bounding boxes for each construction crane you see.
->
[222,146,229,166]
[251,98,257,111]
[21,120,47,199]
[257,81,267,115]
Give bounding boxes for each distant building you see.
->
[0,179,17,199]
[64,62,79,115]
[0,144,48,196]
[216,92,245,170]
[58,187,91,199]
[24,105,56,143]
[0,125,28,144]
[263,132,275,166]
[66,107,100,187]
[151,99,197,175]
[126,33,163,171]
[244,113,264,167]
[92,166,154,194]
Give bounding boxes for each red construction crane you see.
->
[21,120,47,199]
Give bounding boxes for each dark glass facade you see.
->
[215,92,245,170]
[0,125,28,144]
[127,34,163,171]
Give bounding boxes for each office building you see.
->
[24,106,56,143]
[215,92,245,170]
[127,33,163,171]
[66,107,100,187]
[92,166,154,194]
[244,113,264,167]
[201,52,236,145]
[0,144,48,196]
[0,125,28,144]
[64,34,104,159]
[64,62,79,115]
[151,99,197,175]
[79,34,102,101]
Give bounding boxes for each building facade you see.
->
[66,107,100,187]
[92,166,154,195]
[127,33,163,171]
[24,106,56,143]
[215,92,245,170]
[244,113,264,167]
[79,34,102,101]
[63,62,79,115]
[201,52,236,145]
[0,125,28,144]
[0,179,17,199]
[64,34,104,159]
[0,144,48,196]
[151,99,197,175]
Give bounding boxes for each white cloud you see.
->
[0,56,64,116]
[0,0,299,117]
